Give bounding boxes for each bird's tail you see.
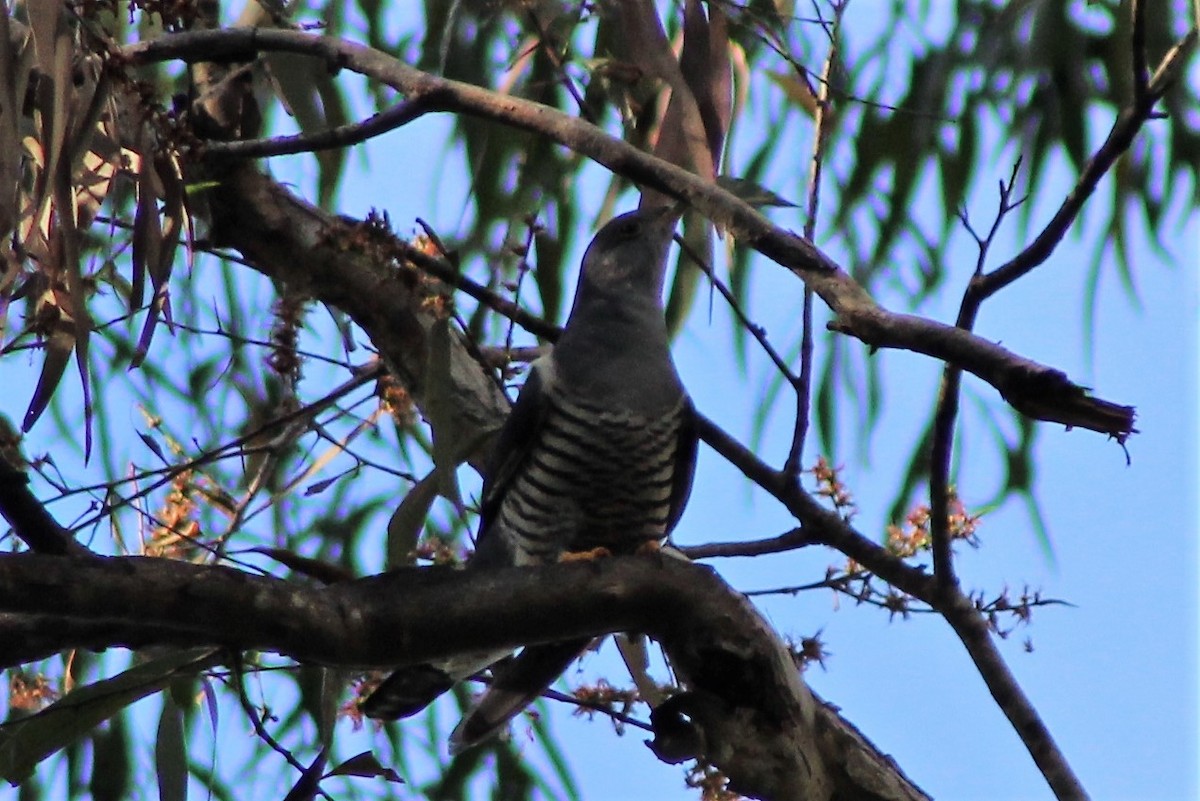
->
[448,639,589,754]
[361,650,507,720]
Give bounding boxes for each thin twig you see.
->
[785,0,843,479]
[123,28,1139,439]
[672,234,798,383]
[203,97,433,159]
[524,7,594,122]
[230,655,335,800]
[931,160,1024,591]
[1131,0,1149,99]
[942,593,1091,801]
[679,527,816,559]
[540,687,654,733]
[977,24,1195,299]
[692,410,1091,800]
[400,241,559,341]
[504,216,541,356]
[69,362,384,533]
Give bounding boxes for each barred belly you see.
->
[497,390,685,565]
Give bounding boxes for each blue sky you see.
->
[2,6,1196,801]
[277,79,1196,801]
[275,9,1197,799]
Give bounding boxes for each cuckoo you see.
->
[362,205,697,752]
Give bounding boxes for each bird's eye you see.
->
[617,220,642,238]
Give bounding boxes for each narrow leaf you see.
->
[22,287,73,433]
[87,717,131,801]
[152,152,185,329]
[326,752,403,783]
[715,176,797,208]
[0,648,218,784]
[0,16,30,239]
[385,470,440,568]
[281,749,327,801]
[199,677,219,741]
[137,430,167,464]
[56,186,95,462]
[424,319,465,506]
[131,145,164,367]
[28,0,70,220]
[154,695,187,801]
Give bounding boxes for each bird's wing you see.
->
[666,395,699,537]
[471,359,554,566]
[362,363,554,720]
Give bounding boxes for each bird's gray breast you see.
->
[496,381,686,565]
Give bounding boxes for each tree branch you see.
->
[121,28,1136,440]
[940,592,1091,801]
[202,96,436,158]
[679,528,817,559]
[0,457,92,558]
[976,23,1196,300]
[105,24,1125,800]
[0,552,927,801]
[695,414,1092,801]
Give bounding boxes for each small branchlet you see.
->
[886,489,981,558]
[686,763,743,801]
[266,291,307,386]
[8,670,57,712]
[808,456,856,519]
[571,679,640,733]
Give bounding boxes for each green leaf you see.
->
[297,666,342,753]
[386,470,440,568]
[281,749,327,801]
[0,648,217,785]
[88,718,131,801]
[528,712,581,801]
[154,695,187,801]
[326,751,403,783]
[425,319,467,508]
[21,321,73,435]
[664,210,708,337]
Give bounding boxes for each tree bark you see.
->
[0,551,927,801]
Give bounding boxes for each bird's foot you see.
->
[559,546,613,562]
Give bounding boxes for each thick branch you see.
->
[199,162,509,471]
[0,552,927,801]
[0,459,91,557]
[121,28,1134,439]
[105,25,1113,800]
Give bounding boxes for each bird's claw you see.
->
[559,546,613,562]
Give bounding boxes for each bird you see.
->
[361,204,697,752]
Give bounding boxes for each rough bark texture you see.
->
[0,17,942,801]
[0,552,928,801]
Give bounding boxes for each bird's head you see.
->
[575,204,683,302]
